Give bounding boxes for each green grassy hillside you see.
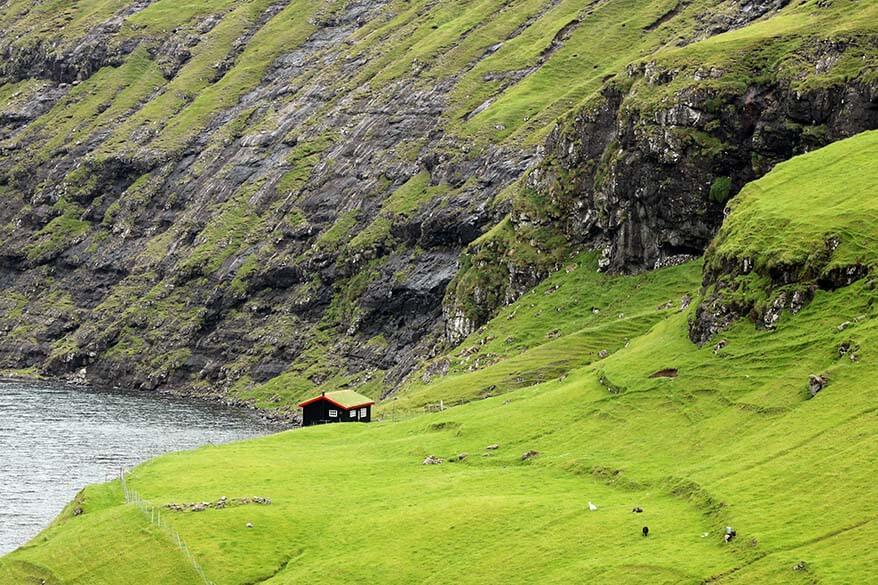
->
[4,132,878,584]
[710,129,878,273]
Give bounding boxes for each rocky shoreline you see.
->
[0,372,299,427]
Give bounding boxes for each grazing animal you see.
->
[588,501,598,511]
[724,526,737,543]
[632,507,643,513]
[642,526,649,537]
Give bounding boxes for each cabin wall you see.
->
[302,401,339,426]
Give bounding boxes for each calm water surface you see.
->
[0,379,280,555]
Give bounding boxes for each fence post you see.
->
[118,466,213,585]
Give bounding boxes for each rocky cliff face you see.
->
[0,0,532,408]
[443,25,878,342]
[538,77,877,273]
[0,0,875,412]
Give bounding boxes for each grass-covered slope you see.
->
[691,130,878,343]
[392,255,702,412]
[710,130,878,273]
[4,133,878,583]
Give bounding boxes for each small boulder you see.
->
[680,294,692,310]
[598,349,610,359]
[422,455,443,465]
[837,321,852,331]
[486,444,499,450]
[713,339,728,353]
[792,560,808,572]
[838,341,859,361]
[521,450,540,461]
[247,522,254,529]
[808,374,828,397]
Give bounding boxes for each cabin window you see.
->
[328,409,337,417]
[360,408,367,417]
[350,410,356,418]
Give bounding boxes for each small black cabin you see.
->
[298,390,375,426]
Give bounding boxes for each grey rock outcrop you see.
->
[537,77,878,274]
[808,374,828,397]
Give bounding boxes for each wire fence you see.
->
[119,469,213,585]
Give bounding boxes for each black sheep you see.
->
[642,526,649,537]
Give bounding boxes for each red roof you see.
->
[298,390,375,410]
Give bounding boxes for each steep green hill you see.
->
[0,0,875,414]
[4,131,877,584]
